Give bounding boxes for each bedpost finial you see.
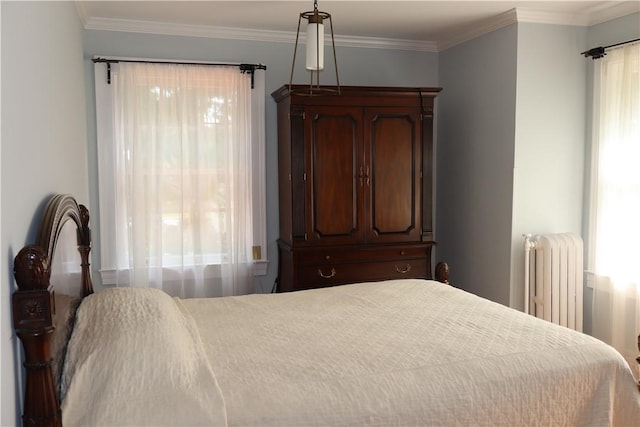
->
[14,245,51,291]
[435,262,450,284]
[637,334,639,391]
[78,204,91,247]
[79,204,90,227]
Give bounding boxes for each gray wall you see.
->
[436,24,518,304]
[1,1,88,424]
[83,30,439,293]
[510,23,587,311]
[437,13,639,322]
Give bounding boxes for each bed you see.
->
[11,194,640,426]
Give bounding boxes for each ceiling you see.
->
[76,1,640,51]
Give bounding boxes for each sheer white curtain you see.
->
[103,62,255,298]
[589,42,640,377]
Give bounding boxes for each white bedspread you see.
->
[61,279,640,426]
[181,279,640,426]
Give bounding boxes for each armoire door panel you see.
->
[365,108,421,242]
[307,106,364,244]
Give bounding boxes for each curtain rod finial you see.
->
[581,46,606,59]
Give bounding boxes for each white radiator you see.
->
[523,233,584,331]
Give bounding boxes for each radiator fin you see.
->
[526,233,583,331]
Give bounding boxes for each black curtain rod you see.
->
[581,38,640,59]
[92,58,266,87]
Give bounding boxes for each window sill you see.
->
[99,260,268,286]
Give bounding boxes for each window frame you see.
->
[93,57,267,286]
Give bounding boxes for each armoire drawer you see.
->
[296,258,428,289]
[298,246,429,266]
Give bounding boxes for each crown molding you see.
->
[437,3,639,51]
[584,1,640,26]
[516,1,640,26]
[84,17,295,43]
[83,16,438,52]
[515,8,590,26]
[436,8,518,52]
[334,34,438,52]
[74,0,89,27]
[82,3,639,53]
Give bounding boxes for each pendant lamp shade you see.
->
[305,20,324,70]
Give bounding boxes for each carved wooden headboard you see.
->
[12,194,93,427]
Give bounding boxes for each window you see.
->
[588,42,639,372]
[94,59,266,297]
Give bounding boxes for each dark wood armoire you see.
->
[272,85,441,292]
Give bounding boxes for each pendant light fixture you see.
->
[288,0,340,95]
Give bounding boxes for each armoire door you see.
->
[305,106,365,245]
[363,107,422,243]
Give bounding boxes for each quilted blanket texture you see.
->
[61,279,640,426]
[61,287,227,426]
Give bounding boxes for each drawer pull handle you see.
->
[395,264,411,274]
[318,268,336,279]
